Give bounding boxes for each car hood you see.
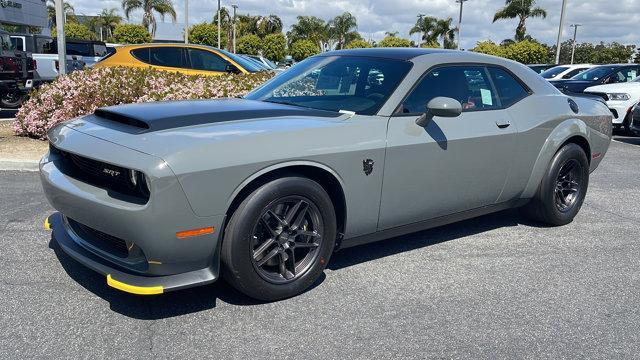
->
[584,82,640,93]
[61,98,348,159]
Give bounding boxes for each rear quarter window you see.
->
[487,67,530,108]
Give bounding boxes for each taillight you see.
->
[32,59,37,70]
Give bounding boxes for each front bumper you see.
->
[41,124,226,294]
[48,212,217,294]
[605,102,634,125]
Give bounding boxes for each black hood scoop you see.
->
[90,98,341,134]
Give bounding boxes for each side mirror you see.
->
[416,97,462,127]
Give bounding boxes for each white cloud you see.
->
[73,0,640,49]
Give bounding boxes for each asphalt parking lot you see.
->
[1,136,639,359]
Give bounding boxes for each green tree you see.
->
[290,39,320,61]
[189,23,223,47]
[345,39,372,49]
[435,17,456,49]
[328,12,359,50]
[121,0,177,37]
[96,8,122,40]
[236,34,262,55]
[503,40,549,64]
[256,15,283,37]
[47,0,75,29]
[378,36,412,48]
[471,40,507,57]
[493,0,547,42]
[52,22,95,40]
[287,16,328,48]
[112,23,152,44]
[410,15,438,45]
[420,40,441,49]
[262,33,287,62]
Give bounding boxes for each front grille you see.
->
[67,218,129,258]
[50,144,149,203]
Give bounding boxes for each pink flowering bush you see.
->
[13,67,275,139]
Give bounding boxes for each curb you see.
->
[0,159,39,171]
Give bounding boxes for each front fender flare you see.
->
[521,118,590,199]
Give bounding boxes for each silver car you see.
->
[41,49,613,300]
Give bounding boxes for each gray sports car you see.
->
[41,49,612,300]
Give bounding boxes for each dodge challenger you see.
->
[41,48,613,300]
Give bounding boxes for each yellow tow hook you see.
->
[43,216,52,230]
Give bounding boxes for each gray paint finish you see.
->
[41,49,613,292]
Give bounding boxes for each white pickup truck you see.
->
[10,33,85,85]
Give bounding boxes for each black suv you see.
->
[0,30,35,108]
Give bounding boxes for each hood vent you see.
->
[94,108,150,130]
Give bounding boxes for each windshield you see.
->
[245,55,412,115]
[240,54,270,70]
[541,66,569,79]
[216,48,264,73]
[571,66,616,81]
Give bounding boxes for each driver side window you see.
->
[401,65,499,114]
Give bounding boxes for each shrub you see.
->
[112,24,152,44]
[345,40,372,49]
[52,23,95,40]
[189,23,223,48]
[472,40,549,64]
[13,67,274,139]
[378,36,412,48]
[290,40,320,61]
[262,33,287,62]
[236,34,262,55]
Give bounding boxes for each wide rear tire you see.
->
[221,177,336,301]
[522,143,589,226]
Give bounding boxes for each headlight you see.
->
[607,93,630,101]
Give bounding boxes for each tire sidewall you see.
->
[222,177,336,301]
[539,143,589,225]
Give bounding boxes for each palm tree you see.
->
[256,15,283,37]
[327,12,358,50]
[435,18,456,49]
[409,15,438,45]
[287,16,329,49]
[121,0,177,37]
[214,7,233,51]
[385,31,399,37]
[47,0,75,29]
[97,8,122,40]
[493,0,547,41]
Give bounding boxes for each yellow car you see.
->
[94,43,265,76]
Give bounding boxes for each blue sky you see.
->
[74,0,640,49]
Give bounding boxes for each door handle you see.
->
[496,120,511,129]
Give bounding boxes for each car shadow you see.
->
[49,208,538,319]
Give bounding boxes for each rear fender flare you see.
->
[521,118,590,199]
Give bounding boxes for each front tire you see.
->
[522,143,589,226]
[221,177,336,301]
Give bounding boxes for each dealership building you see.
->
[0,0,47,30]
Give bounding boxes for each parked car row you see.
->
[531,63,640,134]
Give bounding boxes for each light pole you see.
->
[569,24,582,64]
[232,4,238,53]
[554,0,568,64]
[55,0,67,75]
[184,0,189,44]
[455,0,468,50]
[217,0,221,49]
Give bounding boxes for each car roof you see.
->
[318,48,451,60]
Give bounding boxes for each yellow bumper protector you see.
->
[43,216,52,230]
[106,274,164,295]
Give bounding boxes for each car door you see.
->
[378,65,517,230]
[186,48,238,76]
